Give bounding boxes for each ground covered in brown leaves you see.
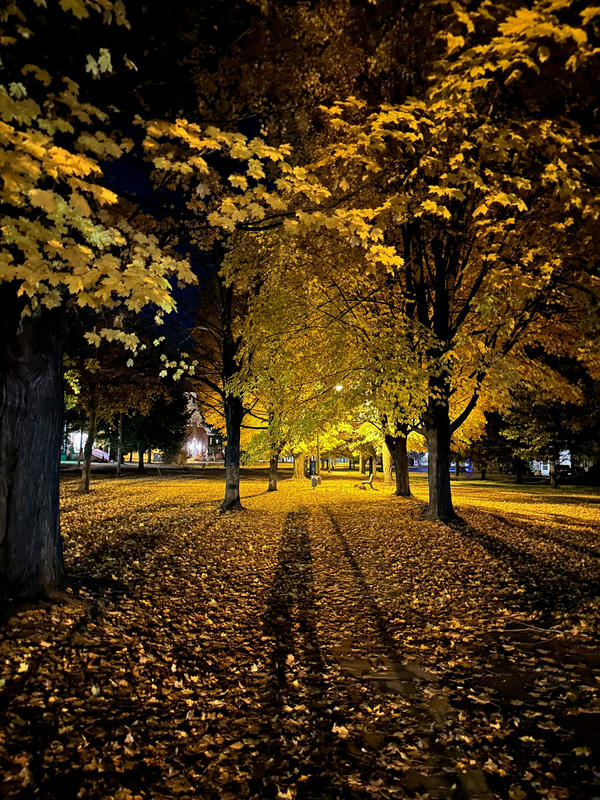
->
[1,469,599,800]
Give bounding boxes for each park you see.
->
[1,0,599,798]
[1,467,599,798]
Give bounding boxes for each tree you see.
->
[456,411,517,481]
[175,0,443,502]
[64,318,186,490]
[124,388,190,469]
[0,3,192,599]
[269,1,600,519]
[504,369,600,488]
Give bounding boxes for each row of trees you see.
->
[180,1,599,519]
[1,0,599,597]
[63,318,190,491]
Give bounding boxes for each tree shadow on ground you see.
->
[322,507,472,799]
[323,509,421,655]
[66,511,219,605]
[251,508,348,799]
[453,484,600,505]
[454,514,600,616]
[485,510,600,559]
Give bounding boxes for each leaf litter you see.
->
[0,471,598,799]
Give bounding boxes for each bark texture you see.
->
[221,394,244,511]
[425,394,455,521]
[293,454,305,479]
[78,407,97,494]
[385,433,411,497]
[549,456,559,489]
[268,448,281,492]
[116,414,122,478]
[382,442,393,486]
[0,295,65,599]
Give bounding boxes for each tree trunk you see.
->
[315,432,321,476]
[221,394,244,512]
[549,456,559,488]
[382,441,393,486]
[116,413,122,478]
[129,451,133,462]
[268,447,281,492]
[385,433,411,497]
[0,299,65,599]
[359,454,365,474]
[137,445,145,472]
[515,462,523,484]
[425,394,455,521]
[147,448,152,464]
[78,407,98,494]
[293,454,305,479]
[480,465,487,480]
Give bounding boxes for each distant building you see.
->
[532,450,571,477]
[184,395,223,461]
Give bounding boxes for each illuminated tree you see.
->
[0,3,192,598]
[275,1,600,519]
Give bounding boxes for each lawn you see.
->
[1,470,599,799]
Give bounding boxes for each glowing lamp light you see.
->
[335,384,343,392]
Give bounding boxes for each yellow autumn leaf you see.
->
[59,0,89,19]
[29,189,58,213]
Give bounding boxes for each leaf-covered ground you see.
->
[1,469,599,800]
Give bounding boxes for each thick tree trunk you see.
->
[293,454,305,479]
[116,413,122,478]
[137,445,145,472]
[128,451,133,463]
[386,433,411,497]
[382,441,393,486]
[0,299,65,599]
[359,454,365,474]
[425,395,455,521]
[78,407,98,494]
[221,394,244,512]
[268,447,282,492]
